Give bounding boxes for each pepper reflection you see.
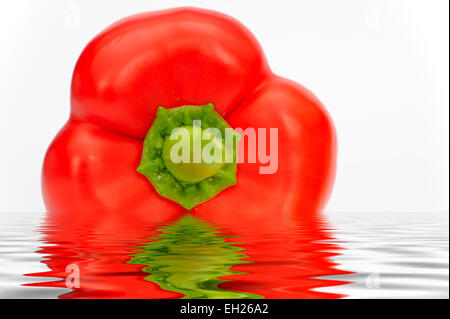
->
[25,210,351,298]
[25,211,182,298]
[128,214,261,298]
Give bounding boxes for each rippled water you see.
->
[0,211,447,298]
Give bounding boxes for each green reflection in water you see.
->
[128,214,262,299]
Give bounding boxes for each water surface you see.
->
[0,211,447,298]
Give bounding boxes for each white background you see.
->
[0,0,448,213]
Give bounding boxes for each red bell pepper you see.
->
[42,7,336,224]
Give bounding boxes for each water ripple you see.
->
[0,211,447,298]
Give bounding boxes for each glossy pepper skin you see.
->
[42,8,336,225]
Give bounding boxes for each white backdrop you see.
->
[0,0,448,213]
